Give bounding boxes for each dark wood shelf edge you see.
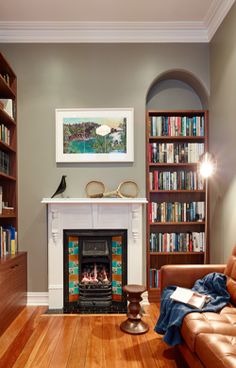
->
[147,110,206,115]
[0,140,16,153]
[0,107,16,125]
[0,213,16,218]
[149,221,205,225]
[149,251,205,256]
[0,75,16,98]
[0,172,16,181]
[150,190,205,193]
[0,251,27,264]
[149,135,205,140]
[149,163,198,167]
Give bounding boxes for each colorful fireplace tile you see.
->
[112,235,123,301]
[68,236,79,302]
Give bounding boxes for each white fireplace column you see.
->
[42,198,147,309]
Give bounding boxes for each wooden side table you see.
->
[120,284,149,335]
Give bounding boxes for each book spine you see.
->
[0,186,2,215]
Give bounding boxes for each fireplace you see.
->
[64,229,127,313]
[41,197,147,310]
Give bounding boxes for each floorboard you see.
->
[0,304,188,368]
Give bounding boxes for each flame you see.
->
[81,263,109,284]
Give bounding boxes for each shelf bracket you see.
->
[131,205,140,243]
[51,209,60,243]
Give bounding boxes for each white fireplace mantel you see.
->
[42,197,147,309]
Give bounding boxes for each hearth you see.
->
[63,229,127,313]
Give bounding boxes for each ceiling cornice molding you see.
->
[0,21,209,43]
[204,0,235,40]
[0,0,235,44]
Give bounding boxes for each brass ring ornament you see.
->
[85,180,139,199]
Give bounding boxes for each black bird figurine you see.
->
[51,175,67,198]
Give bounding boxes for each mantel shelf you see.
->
[42,197,147,204]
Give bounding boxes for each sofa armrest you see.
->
[161,264,226,292]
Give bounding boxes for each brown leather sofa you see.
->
[160,245,236,368]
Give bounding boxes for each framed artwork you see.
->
[55,108,134,163]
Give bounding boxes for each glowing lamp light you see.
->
[198,152,216,178]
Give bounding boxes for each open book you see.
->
[170,287,211,309]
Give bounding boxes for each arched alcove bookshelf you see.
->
[146,70,209,302]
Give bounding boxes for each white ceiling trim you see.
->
[204,0,235,40]
[0,21,209,43]
[0,0,234,43]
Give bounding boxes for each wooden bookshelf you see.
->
[0,52,17,246]
[146,110,209,302]
[0,53,26,335]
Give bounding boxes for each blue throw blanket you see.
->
[154,272,230,346]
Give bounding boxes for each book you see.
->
[0,186,2,215]
[0,99,13,118]
[1,225,17,255]
[170,287,211,309]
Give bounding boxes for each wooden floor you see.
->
[0,304,188,368]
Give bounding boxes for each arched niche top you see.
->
[146,69,209,110]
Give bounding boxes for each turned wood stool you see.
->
[120,284,149,335]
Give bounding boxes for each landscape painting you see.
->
[56,108,134,162]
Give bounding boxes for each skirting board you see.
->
[27,291,149,306]
[27,292,49,306]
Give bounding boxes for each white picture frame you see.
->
[55,108,134,163]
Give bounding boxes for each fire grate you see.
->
[44,301,127,315]
[78,282,112,307]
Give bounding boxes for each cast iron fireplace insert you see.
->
[63,229,127,314]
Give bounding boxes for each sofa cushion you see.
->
[195,333,236,368]
[181,309,236,352]
[220,305,236,314]
[224,245,236,281]
[226,278,236,305]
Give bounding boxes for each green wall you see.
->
[0,43,209,291]
[209,1,236,263]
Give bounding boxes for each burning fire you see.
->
[81,263,109,284]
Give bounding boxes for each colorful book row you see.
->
[149,201,205,223]
[149,170,204,190]
[0,225,17,257]
[149,143,205,164]
[150,232,205,252]
[0,123,10,145]
[149,115,205,137]
[149,268,161,288]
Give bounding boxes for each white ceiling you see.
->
[0,0,235,42]
[0,0,226,22]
